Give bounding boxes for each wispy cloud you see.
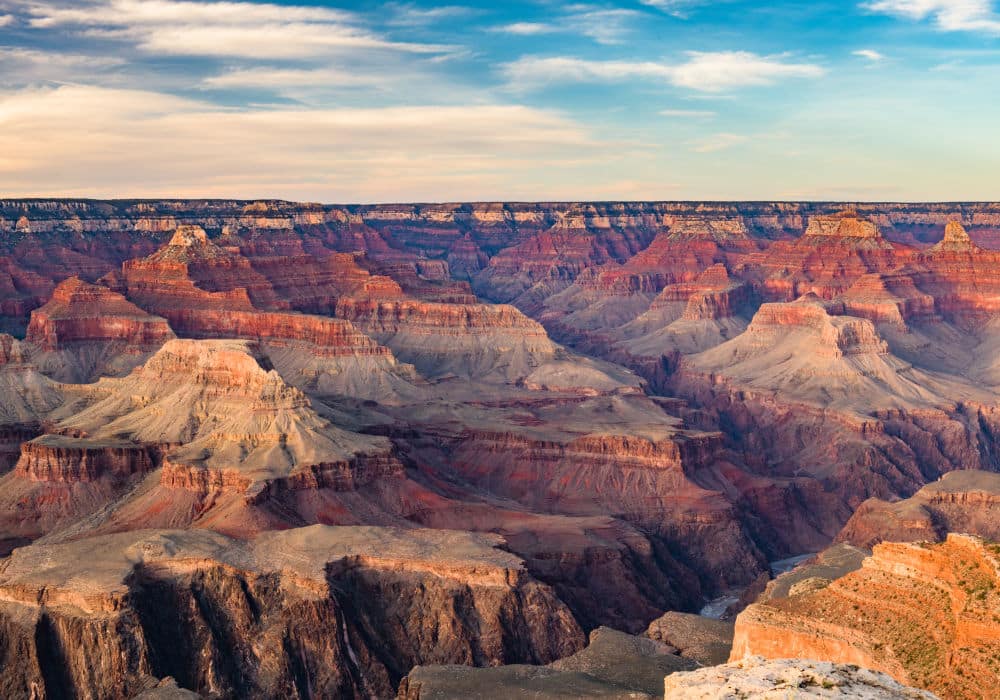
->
[568,7,643,44]
[863,0,1000,34]
[0,84,609,200]
[0,47,126,86]
[201,67,372,89]
[491,5,640,44]
[386,3,475,27]
[503,51,825,92]
[0,13,14,26]
[660,108,716,117]
[22,0,455,59]
[639,0,706,18]
[853,48,886,61]
[491,21,557,35]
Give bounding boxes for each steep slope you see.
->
[669,294,1000,553]
[0,339,404,542]
[536,218,756,349]
[0,334,63,475]
[335,297,559,382]
[613,264,755,385]
[0,526,583,699]
[401,391,769,598]
[740,213,909,302]
[731,534,1000,699]
[25,277,175,382]
[838,470,1000,547]
[110,226,420,401]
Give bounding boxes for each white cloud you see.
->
[0,47,126,86]
[0,13,14,26]
[639,0,705,18]
[491,6,640,45]
[853,49,886,61]
[0,84,610,201]
[660,108,716,118]
[26,0,354,28]
[668,52,824,91]
[689,132,748,152]
[568,8,643,45]
[201,67,372,89]
[503,51,825,93]
[386,3,474,27]
[22,0,453,59]
[863,0,1000,34]
[492,22,557,35]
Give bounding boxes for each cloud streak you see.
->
[502,51,825,92]
[853,48,886,60]
[0,84,611,201]
[863,0,1000,34]
[22,0,454,58]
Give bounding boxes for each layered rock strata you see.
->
[0,526,582,699]
[731,534,1000,699]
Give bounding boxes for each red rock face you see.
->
[0,257,55,335]
[15,437,159,483]
[160,308,390,357]
[22,277,177,382]
[837,470,1000,547]
[731,534,1000,700]
[27,277,174,352]
[739,214,911,302]
[902,222,1000,323]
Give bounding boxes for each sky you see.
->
[0,0,998,202]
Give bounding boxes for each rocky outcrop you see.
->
[903,220,1000,323]
[667,295,1000,554]
[838,470,1000,547]
[0,334,63,471]
[14,435,158,483]
[740,213,907,302]
[36,339,405,532]
[644,612,735,666]
[25,277,176,382]
[335,297,558,381]
[0,526,583,699]
[406,393,768,597]
[398,626,696,700]
[663,657,936,699]
[731,534,1000,699]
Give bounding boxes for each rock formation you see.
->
[25,277,176,382]
[0,526,582,699]
[838,470,1000,547]
[0,334,62,475]
[644,611,735,666]
[663,657,936,699]
[398,626,696,700]
[335,297,558,381]
[731,534,1000,699]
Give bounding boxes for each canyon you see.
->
[1,199,999,698]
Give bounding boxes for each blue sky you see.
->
[0,0,998,201]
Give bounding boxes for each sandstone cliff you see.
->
[0,526,582,699]
[838,470,1000,547]
[731,534,1000,699]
